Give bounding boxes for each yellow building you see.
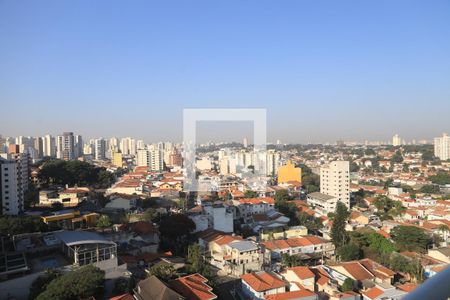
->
[112,150,123,167]
[277,160,301,184]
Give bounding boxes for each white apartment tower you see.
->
[94,138,107,160]
[43,135,56,157]
[149,147,163,171]
[136,147,163,171]
[320,160,350,208]
[434,133,450,161]
[392,134,402,146]
[57,132,76,160]
[0,156,27,215]
[136,149,150,167]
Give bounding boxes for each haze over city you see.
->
[1,0,449,143]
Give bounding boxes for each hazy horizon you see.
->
[1,1,449,143]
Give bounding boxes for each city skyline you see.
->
[1,0,450,142]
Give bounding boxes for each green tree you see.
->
[420,185,440,194]
[187,243,204,273]
[337,243,361,261]
[429,172,450,185]
[96,215,112,229]
[274,189,290,204]
[391,226,430,252]
[331,202,350,248]
[112,277,135,296]
[0,216,48,236]
[389,254,423,282]
[148,264,177,282]
[341,278,356,292]
[38,159,115,188]
[141,208,158,223]
[391,150,404,163]
[36,265,104,300]
[373,195,405,220]
[29,269,62,300]
[244,190,258,198]
[281,254,303,267]
[159,214,196,255]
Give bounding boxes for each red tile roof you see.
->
[361,287,384,299]
[240,271,286,292]
[397,283,417,292]
[170,273,217,300]
[239,197,275,205]
[286,266,315,280]
[213,235,243,246]
[265,289,316,300]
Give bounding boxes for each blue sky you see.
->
[0,0,449,143]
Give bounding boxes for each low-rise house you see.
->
[233,197,276,222]
[105,196,138,212]
[281,266,315,291]
[240,271,287,300]
[262,236,335,261]
[361,286,407,300]
[207,234,264,276]
[265,289,318,300]
[188,202,234,233]
[252,210,290,233]
[41,210,99,229]
[107,221,160,255]
[134,275,184,300]
[39,187,90,207]
[329,258,395,287]
[428,247,450,264]
[260,226,308,241]
[399,251,448,279]
[169,273,217,300]
[306,192,337,217]
[349,211,370,226]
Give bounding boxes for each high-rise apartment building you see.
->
[168,148,182,167]
[266,149,281,176]
[320,160,350,208]
[109,137,119,151]
[112,150,123,168]
[0,157,22,215]
[57,132,75,160]
[75,135,83,158]
[8,144,19,154]
[43,135,56,157]
[136,149,149,167]
[392,134,402,146]
[11,153,30,194]
[94,138,106,160]
[136,147,163,171]
[434,133,450,161]
[0,153,29,215]
[149,147,163,171]
[34,137,43,159]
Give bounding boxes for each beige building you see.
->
[392,134,403,146]
[207,235,264,276]
[39,187,89,207]
[434,133,450,161]
[320,160,350,208]
[428,247,450,264]
[260,225,307,241]
[112,150,123,168]
[306,192,338,217]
